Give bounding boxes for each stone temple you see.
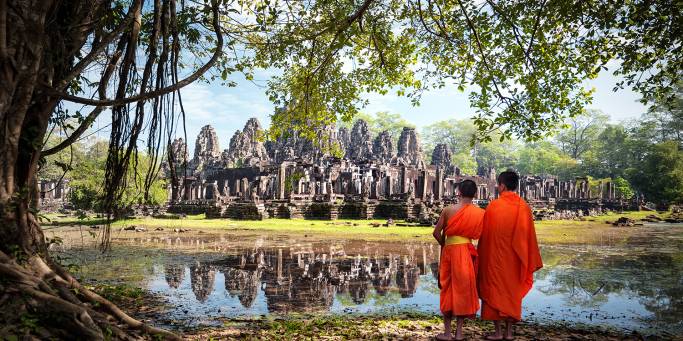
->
[163,118,634,221]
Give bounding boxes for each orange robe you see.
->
[439,203,485,317]
[477,191,543,321]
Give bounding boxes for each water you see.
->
[55,224,683,336]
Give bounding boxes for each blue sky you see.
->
[82,63,647,153]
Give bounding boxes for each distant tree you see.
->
[613,177,635,200]
[44,141,167,211]
[516,142,577,179]
[645,83,683,145]
[581,124,637,179]
[629,141,683,205]
[555,110,609,159]
[475,141,520,173]
[373,112,416,138]
[340,111,414,144]
[422,119,519,173]
[451,152,478,175]
[38,135,86,182]
[422,119,476,157]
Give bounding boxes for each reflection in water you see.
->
[150,242,683,336]
[116,227,683,336]
[161,245,436,314]
[164,264,184,289]
[190,262,215,302]
[224,268,260,308]
[533,248,683,333]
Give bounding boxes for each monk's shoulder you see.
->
[440,204,457,220]
[485,198,503,211]
[470,204,485,216]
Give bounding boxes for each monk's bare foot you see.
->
[484,334,503,340]
[436,332,453,340]
[504,320,514,340]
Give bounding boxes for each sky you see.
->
[82,63,647,154]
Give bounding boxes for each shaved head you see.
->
[498,171,519,191]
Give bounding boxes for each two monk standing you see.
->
[433,171,543,340]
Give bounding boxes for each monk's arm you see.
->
[432,209,447,246]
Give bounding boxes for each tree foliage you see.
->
[339,111,415,143]
[555,110,609,159]
[516,141,578,179]
[244,0,682,143]
[613,177,635,200]
[63,141,167,211]
[645,83,683,145]
[629,141,683,205]
[421,118,519,174]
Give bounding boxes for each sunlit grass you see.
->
[44,210,672,244]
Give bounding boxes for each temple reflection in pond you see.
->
[163,244,439,313]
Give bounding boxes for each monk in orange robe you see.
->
[478,171,543,340]
[432,179,485,340]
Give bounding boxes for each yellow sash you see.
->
[445,235,471,246]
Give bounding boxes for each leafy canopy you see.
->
[233,0,682,143]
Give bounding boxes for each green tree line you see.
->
[39,138,167,212]
[420,88,683,206]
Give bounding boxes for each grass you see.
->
[44,210,672,244]
[45,213,435,242]
[185,311,632,340]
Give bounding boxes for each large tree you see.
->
[421,118,519,174]
[629,141,683,206]
[0,0,228,338]
[0,0,681,338]
[252,0,682,143]
[555,109,609,159]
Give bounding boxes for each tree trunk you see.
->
[0,1,179,339]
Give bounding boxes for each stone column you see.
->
[277,163,286,199]
[435,168,443,201]
[421,170,428,200]
[401,166,408,193]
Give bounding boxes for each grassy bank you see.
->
[183,313,643,340]
[44,210,673,244]
[87,283,645,341]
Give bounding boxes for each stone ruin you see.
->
[165,117,635,221]
[38,179,71,211]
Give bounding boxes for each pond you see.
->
[53,223,683,337]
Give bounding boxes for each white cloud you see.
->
[178,83,275,152]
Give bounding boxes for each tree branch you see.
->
[41,30,130,157]
[455,0,510,105]
[484,0,534,70]
[525,0,546,64]
[43,0,223,108]
[57,0,142,89]
[310,0,374,76]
